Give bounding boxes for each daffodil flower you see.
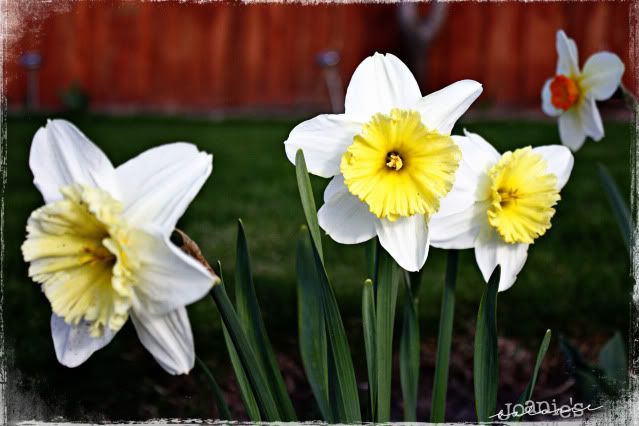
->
[21,119,218,374]
[430,130,574,291]
[542,30,624,151]
[284,53,482,271]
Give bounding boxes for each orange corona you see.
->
[550,75,580,110]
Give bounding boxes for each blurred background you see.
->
[4,1,635,422]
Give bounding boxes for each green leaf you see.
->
[599,331,627,386]
[473,266,500,423]
[296,227,332,422]
[295,150,323,262]
[362,278,376,421]
[512,330,552,421]
[196,356,232,421]
[399,271,420,421]
[560,335,621,402]
[234,220,297,420]
[212,283,281,421]
[430,250,458,423]
[598,163,632,253]
[296,229,361,422]
[375,246,401,422]
[216,262,261,422]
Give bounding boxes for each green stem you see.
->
[375,246,400,422]
[196,356,232,420]
[211,284,281,421]
[620,84,638,112]
[430,250,459,423]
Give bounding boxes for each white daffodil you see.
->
[284,53,482,272]
[430,130,574,291]
[542,30,624,151]
[21,119,218,374]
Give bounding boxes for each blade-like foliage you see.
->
[296,227,332,421]
[196,356,232,421]
[599,331,627,386]
[473,266,500,422]
[297,229,361,422]
[234,220,297,420]
[430,250,459,423]
[512,329,552,421]
[295,150,323,262]
[598,163,632,253]
[212,282,281,421]
[216,262,261,422]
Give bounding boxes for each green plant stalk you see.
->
[196,356,232,420]
[362,278,377,421]
[375,246,401,422]
[399,272,420,421]
[430,250,459,423]
[211,284,281,421]
[473,266,500,423]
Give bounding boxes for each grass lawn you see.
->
[4,113,632,420]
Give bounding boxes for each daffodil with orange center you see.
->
[542,30,624,151]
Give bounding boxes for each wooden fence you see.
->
[6,1,634,111]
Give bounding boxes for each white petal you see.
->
[430,203,484,250]
[344,52,421,121]
[541,79,562,117]
[435,132,497,218]
[556,30,579,76]
[532,145,575,189]
[116,143,212,234]
[51,314,117,368]
[581,52,625,100]
[475,228,498,283]
[375,215,429,272]
[413,80,483,135]
[496,242,529,292]
[131,307,195,375]
[131,226,216,317]
[558,109,586,151]
[474,229,529,291]
[458,131,501,177]
[284,114,362,178]
[30,119,119,203]
[579,97,604,141]
[317,176,377,244]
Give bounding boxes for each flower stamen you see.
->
[386,152,404,171]
[550,74,580,110]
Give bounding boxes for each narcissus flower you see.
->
[284,53,482,271]
[542,30,624,151]
[430,131,574,291]
[22,119,218,374]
